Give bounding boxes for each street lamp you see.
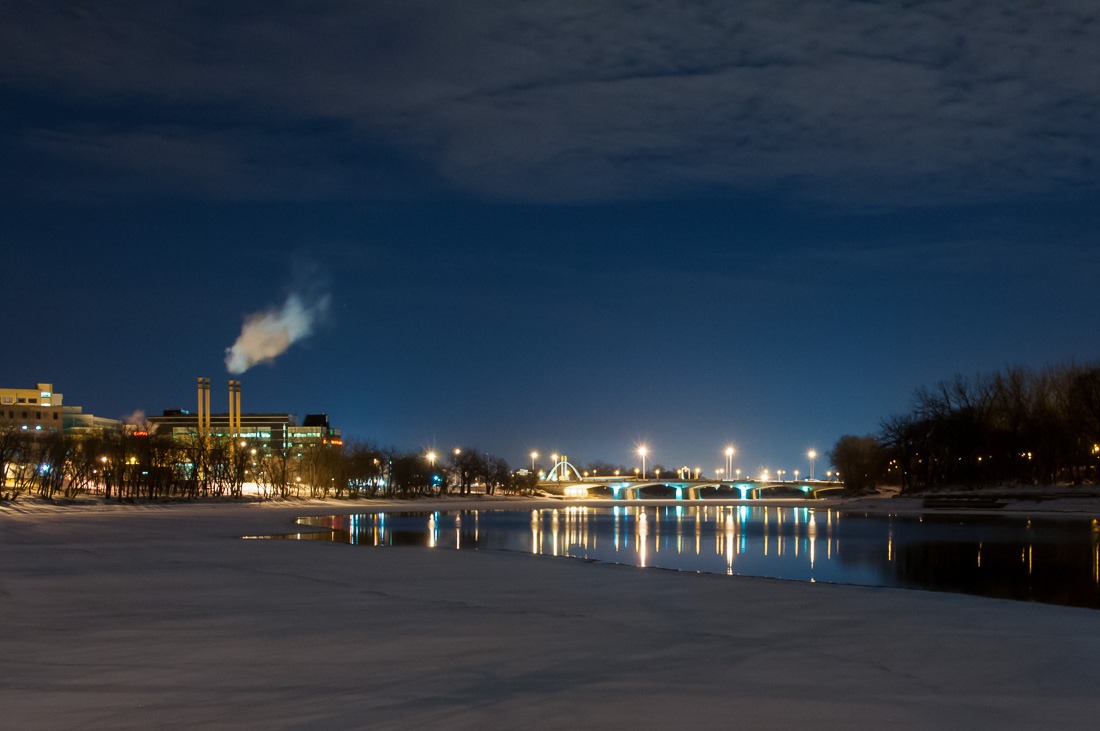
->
[637,446,648,480]
[426,451,437,466]
[530,451,538,472]
[724,446,735,479]
[807,449,818,481]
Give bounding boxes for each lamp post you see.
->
[637,446,648,480]
[724,446,735,480]
[530,451,538,472]
[807,449,817,481]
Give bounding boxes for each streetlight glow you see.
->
[807,449,818,480]
[637,445,648,479]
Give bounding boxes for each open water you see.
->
[263,505,1100,609]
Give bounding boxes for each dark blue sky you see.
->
[2,1,1098,476]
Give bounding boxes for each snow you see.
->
[3,498,1099,728]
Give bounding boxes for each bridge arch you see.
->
[543,459,583,483]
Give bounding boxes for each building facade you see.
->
[0,382,63,433]
[146,410,341,451]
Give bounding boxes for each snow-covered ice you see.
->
[2,498,1099,728]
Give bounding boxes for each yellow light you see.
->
[725,446,735,458]
[426,451,437,464]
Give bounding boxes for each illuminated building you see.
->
[0,382,63,433]
[146,410,341,450]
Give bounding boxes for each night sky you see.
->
[2,2,1098,476]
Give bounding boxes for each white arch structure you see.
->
[543,459,583,483]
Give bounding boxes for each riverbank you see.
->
[6,485,1100,519]
[3,498,1100,728]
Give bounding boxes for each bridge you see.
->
[539,458,843,500]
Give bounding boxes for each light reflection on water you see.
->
[262,506,1100,609]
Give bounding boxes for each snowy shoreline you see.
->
[3,499,1100,727]
[5,490,1100,519]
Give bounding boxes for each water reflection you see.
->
[261,507,1100,609]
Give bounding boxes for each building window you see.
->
[22,411,28,418]
[36,411,42,419]
[53,412,59,420]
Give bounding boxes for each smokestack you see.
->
[228,379,242,442]
[196,377,211,439]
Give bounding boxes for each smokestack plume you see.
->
[224,293,329,374]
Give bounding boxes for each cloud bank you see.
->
[2,1,1098,206]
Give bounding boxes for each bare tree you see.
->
[829,435,886,495]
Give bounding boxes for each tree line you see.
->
[0,426,538,502]
[829,363,1100,493]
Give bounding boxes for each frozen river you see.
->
[268,505,1100,609]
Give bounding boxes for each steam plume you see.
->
[225,293,329,374]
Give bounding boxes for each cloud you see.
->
[224,292,330,374]
[2,1,1098,205]
[123,409,146,426]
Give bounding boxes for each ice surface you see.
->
[3,498,1099,728]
